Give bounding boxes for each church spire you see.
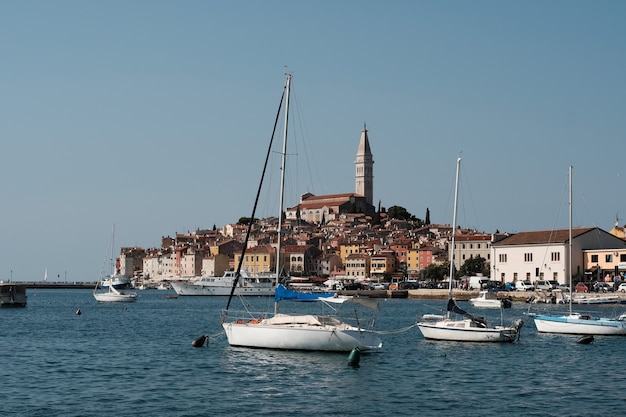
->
[355,124,374,206]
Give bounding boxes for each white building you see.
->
[491,227,626,284]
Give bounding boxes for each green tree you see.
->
[425,207,431,225]
[459,256,490,277]
[387,205,410,220]
[422,262,451,283]
[237,217,257,225]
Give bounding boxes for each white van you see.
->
[516,280,534,291]
[468,276,489,290]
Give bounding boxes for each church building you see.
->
[285,125,375,224]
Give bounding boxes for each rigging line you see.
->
[225,85,286,312]
[375,323,417,335]
[539,168,570,275]
[290,83,323,196]
[458,159,481,232]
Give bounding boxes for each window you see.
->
[606,254,613,262]
[499,253,507,263]
[551,252,560,262]
[591,254,598,263]
[524,253,533,262]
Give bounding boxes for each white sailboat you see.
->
[417,157,523,342]
[221,74,382,352]
[532,166,626,335]
[93,225,137,303]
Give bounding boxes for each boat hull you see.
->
[417,320,518,342]
[93,293,137,302]
[533,314,626,335]
[171,281,274,296]
[222,321,382,352]
[0,284,27,307]
[468,300,502,309]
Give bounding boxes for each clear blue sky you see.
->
[1,1,624,281]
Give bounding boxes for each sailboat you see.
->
[220,73,382,352]
[532,166,626,335]
[93,225,138,303]
[417,157,523,342]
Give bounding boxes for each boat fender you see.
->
[192,335,209,348]
[347,347,361,367]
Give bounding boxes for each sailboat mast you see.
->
[568,165,573,316]
[275,73,291,314]
[448,157,461,303]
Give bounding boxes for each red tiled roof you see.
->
[493,228,595,245]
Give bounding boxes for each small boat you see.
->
[571,294,623,305]
[93,225,138,303]
[417,158,523,343]
[170,270,274,296]
[0,283,27,307]
[532,167,626,335]
[100,274,132,290]
[94,284,138,303]
[469,290,511,309]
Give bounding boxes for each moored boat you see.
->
[0,283,27,307]
[417,158,523,343]
[171,270,274,296]
[469,290,512,309]
[532,167,626,335]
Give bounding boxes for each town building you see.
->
[491,227,626,284]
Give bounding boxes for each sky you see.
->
[1,1,625,282]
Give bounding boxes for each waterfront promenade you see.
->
[9,281,95,289]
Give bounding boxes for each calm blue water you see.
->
[2,289,625,417]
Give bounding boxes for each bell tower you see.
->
[355,123,374,206]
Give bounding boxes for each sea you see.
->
[2,289,625,417]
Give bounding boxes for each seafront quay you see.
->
[339,288,626,302]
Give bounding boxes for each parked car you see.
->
[575,282,589,293]
[593,282,614,293]
[535,280,554,291]
[515,280,534,291]
[504,282,516,291]
[618,282,626,293]
[558,284,570,292]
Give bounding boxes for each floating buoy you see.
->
[75,309,82,316]
[192,335,208,348]
[347,347,361,367]
[577,335,594,344]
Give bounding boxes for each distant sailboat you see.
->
[43,269,48,282]
[93,225,137,303]
[532,166,626,335]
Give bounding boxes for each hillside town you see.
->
[117,127,626,290]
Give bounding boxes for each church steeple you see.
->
[355,123,374,206]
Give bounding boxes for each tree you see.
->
[422,262,451,282]
[459,256,490,277]
[237,217,257,225]
[425,207,431,225]
[387,205,410,220]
